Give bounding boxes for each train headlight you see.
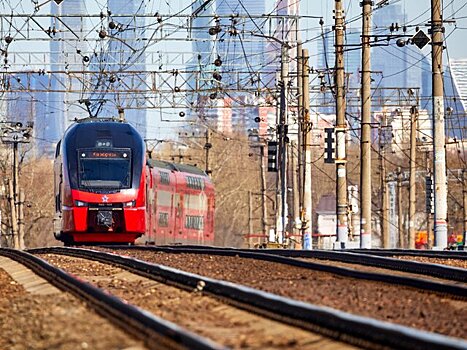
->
[123,200,136,208]
[74,200,88,207]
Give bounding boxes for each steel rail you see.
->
[130,245,467,284]
[28,246,467,350]
[347,248,467,260]
[0,248,225,350]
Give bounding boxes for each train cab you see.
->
[53,119,146,244]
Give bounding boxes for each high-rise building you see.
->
[88,0,148,137]
[316,26,361,115]
[450,59,467,112]
[5,73,52,156]
[214,0,266,130]
[49,0,88,142]
[187,0,268,132]
[444,63,467,140]
[215,0,265,85]
[186,0,217,115]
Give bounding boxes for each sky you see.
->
[2,0,467,139]
[305,0,467,59]
[4,0,467,58]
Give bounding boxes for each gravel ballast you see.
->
[93,249,467,338]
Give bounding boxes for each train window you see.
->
[184,194,207,210]
[156,190,172,206]
[159,171,170,185]
[78,148,132,189]
[186,176,205,190]
[158,212,169,227]
[185,215,204,230]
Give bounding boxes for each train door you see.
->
[172,193,182,244]
[145,169,156,244]
[206,196,214,243]
[53,140,63,238]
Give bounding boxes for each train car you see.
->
[144,160,215,245]
[53,118,214,245]
[53,118,146,244]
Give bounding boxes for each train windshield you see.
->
[78,149,132,189]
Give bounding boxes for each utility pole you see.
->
[397,167,405,248]
[286,144,294,241]
[301,48,312,250]
[204,129,212,177]
[431,0,448,249]
[335,0,348,249]
[380,123,389,248]
[291,140,300,246]
[13,142,19,213]
[297,41,304,241]
[426,151,433,249]
[1,121,32,249]
[360,0,373,248]
[18,189,25,250]
[408,106,418,249]
[248,190,253,248]
[8,179,19,249]
[276,44,289,245]
[260,144,268,243]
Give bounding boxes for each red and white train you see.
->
[53,118,214,245]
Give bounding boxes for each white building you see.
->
[373,107,431,154]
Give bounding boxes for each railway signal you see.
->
[324,128,335,164]
[426,175,434,214]
[0,121,33,249]
[267,141,278,172]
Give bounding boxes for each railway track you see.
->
[98,245,467,289]
[29,246,467,350]
[0,248,225,350]
[348,248,467,260]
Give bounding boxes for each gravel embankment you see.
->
[0,258,145,350]
[38,253,358,350]
[93,249,467,338]
[296,257,467,285]
[393,255,467,269]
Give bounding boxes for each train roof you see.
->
[147,159,208,177]
[63,119,144,147]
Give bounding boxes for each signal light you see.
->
[267,141,278,172]
[324,128,335,164]
[425,176,434,214]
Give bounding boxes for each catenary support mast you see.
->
[360,0,373,248]
[431,0,448,249]
[334,0,348,248]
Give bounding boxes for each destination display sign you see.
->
[79,149,131,159]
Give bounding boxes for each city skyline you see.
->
[0,0,466,145]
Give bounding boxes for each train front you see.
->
[57,120,146,244]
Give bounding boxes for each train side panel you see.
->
[145,161,215,245]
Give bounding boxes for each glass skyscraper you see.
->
[49,0,88,143]
[88,0,148,137]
